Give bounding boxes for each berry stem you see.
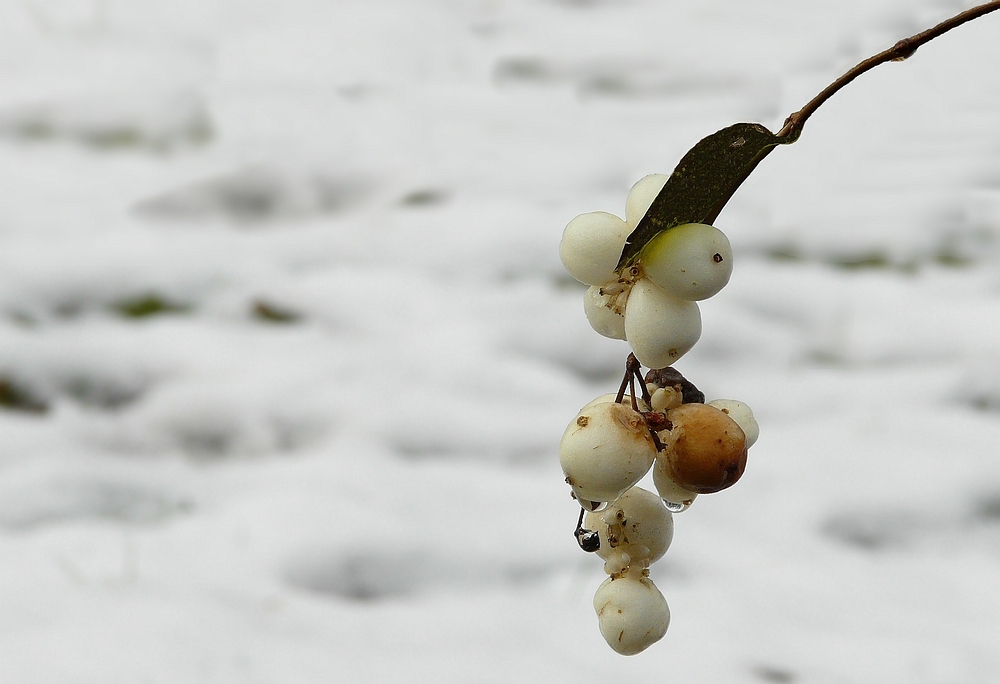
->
[777,0,1000,140]
[574,507,601,552]
[616,353,643,404]
[634,364,652,407]
[615,370,631,405]
[649,426,665,453]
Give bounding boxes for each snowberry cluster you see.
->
[559,174,733,368]
[558,175,759,655]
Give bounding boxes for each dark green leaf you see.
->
[616,122,797,269]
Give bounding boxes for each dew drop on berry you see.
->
[579,498,610,512]
[662,499,690,513]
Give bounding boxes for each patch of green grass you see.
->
[0,377,49,414]
[766,244,974,271]
[931,249,973,268]
[827,253,894,271]
[252,300,302,324]
[62,377,142,410]
[8,310,37,327]
[763,246,805,263]
[83,128,144,150]
[493,57,554,84]
[399,189,447,207]
[112,294,191,319]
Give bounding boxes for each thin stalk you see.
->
[778,0,1000,139]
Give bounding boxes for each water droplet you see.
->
[581,499,610,512]
[662,498,691,513]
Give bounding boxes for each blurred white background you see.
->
[1,0,1000,681]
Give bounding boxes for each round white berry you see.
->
[559,211,631,286]
[560,402,656,505]
[584,486,674,564]
[707,399,759,448]
[623,278,701,369]
[583,393,621,409]
[581,393,647,411]
[584,285,626,340]
[641,223,733,301]
[649,386,682,412]
[652,455,698,512]
[625,174,669,230]
[593,573,670,655]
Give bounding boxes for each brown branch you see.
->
[616,354,642,404]
[634,365,652,407]
[777,0,1000,139]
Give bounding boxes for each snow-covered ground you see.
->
[1,0,1000,681]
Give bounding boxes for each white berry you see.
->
[559,211,631,286]
[641,223,733,301]
[560,402,656,505]
[707,399,759,448]
[581,393,648,411]
[584,486,674,564]
[584,285,626,340]
[623,278,701,369]
[652,455,698,512]
[649,386,682,412]
[593,573,670,655]
[625,174,669,230]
